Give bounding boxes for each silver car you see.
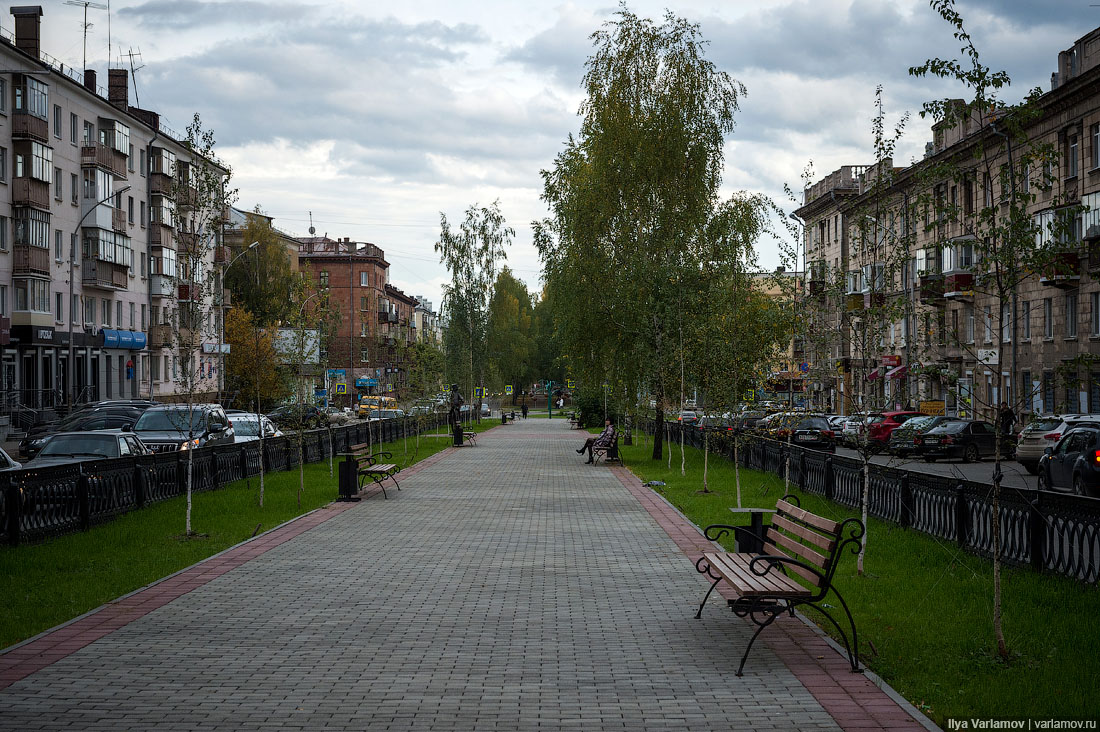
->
[1017,415,1100,474]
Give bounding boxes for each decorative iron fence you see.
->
[643,420,1100,584]
[0,415,444,547]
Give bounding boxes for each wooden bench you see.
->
[591,430,620,465]
[568,412,581,429]
[347,443,401,498]
[695,495,865,676]
[462,431,477,446]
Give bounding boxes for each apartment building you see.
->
[795,26,1100,418]
[0,6,226,417]
[413,295,442,345]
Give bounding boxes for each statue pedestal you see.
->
[452,424,464,447]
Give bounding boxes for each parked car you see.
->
[267,404,326,430]
[826,415,847,432]
[366,409,407,421]
[1017,415,1098,474]
[133,404,236,453]
[0,445,21,471]
[23,429,151,468]
[914,420,998,462]
[227,413,282,442]
[866,411,926,446]
[840,414,881,447]
[480,403,491,417]
[323,407,353,426]
[19,404,150,459]
[676,410,699,425]
[1037,425,1100,496]
[787,415,836,453]
[886,416,960,458]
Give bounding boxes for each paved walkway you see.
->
[0,418,931,731]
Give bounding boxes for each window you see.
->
[1001,302,1011,343]
[55,292,63,322]
[127,196,134,223]
[14,208,50,248]
[983,171,993,208]
[360,296,368,311]
[1021,369,1032,409]
[964,306,975,344]
[0,79,6,113]
[360,348,369,362]
[983,305,993,343]
[319,271,329,288]
[1034,210,1054,247]
[14,279,49,312]
[0,216,7,251]
[15,141,53,183]
[83,297,94,324]
[151,355,160,382]
[0,285,6,317]
[82,120,94,146]
[1093,124,1100,170]
[54,229,62,261]
[70,172,77,204]
[141,304,147,330]
[70,232,76,260]
[53,104,61,138]
[53,167,61,199]
[117,301,123,328]
[14,76,48,119]
[360,271,369,287]
[103,298,111,327]
[139,149,145,176]
[360,322,368,337]
[1068,135,1079,179]
[1066,293,1078,338]
[1044,298,1054,338]
[140,252,146,277]
[69,113,77,144]
[0,147,6,182]
[1092,292,1100,336]
[140,201,146,227]
[128,144,134,171]
[70,293,77,322]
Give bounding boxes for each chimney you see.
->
[10,6,43,59]
[83,68,96,93]
[108,69,128,110]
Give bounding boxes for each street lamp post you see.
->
[68,184,131,406]
[216,240,259,404]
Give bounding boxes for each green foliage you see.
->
[223,207,298,327]
[486,267,535,396]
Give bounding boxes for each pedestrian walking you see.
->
[521,403,528,419]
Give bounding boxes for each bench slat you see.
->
[772,514,834,551]
[704,552,810,598]
[761,543,824,587]
[361,464,397,472]
[766,527,831,571]
[776,499,840,535]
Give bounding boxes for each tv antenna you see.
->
[122,46,144,106]
[63,0,107,74]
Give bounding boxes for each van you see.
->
[358,395,397,418]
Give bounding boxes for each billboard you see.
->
[274,328,320,364]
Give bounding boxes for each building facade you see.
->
[0,6,225,424]
[795,26,1100,419]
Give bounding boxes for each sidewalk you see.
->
[0,417,932,731]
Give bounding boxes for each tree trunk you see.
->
[857,458,870,575]
[652,406,664,460]
[702,430,710,492]
[734,438,742,508]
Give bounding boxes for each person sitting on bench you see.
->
[576,418,614,464]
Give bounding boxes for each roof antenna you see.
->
[123,46,144,107]
[63,1,107,76]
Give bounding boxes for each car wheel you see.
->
[1072,474,1086,497]
[1037,470,1050,492]
[963,444,979,463]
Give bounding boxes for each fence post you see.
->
[1029,492,1045,573]
[134,461,146,509]
[898,471,911,528]
[239,447,250,480]
[955,483,968,548]
[77,468,90,532]
[5,478,21,547]
[824,456,834,501]
[797,450,807,489]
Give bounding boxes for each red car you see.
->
[866,411,926,445]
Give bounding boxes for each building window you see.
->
[319,271,329,288]
[964,306,975,344]
[0,285,6,317]
[14,208,50,248]
[983,305,993,343]
[53,104,61,138]
[70,232,76,260]
[1000,302,1011,342]
[69,172,76,204]
[1044,298,1053,339]
[0,216,7,251]
[1021,300,1030,340]
[1066,293,1078,338]
[139,149,146,176]
[71,293,78,322]
[0,147,6,182]
[128,143,134,171]
[127,196,134,223]
[140,252,146,277]
[15,141,53,183]
[360,271,368,287]
[360,348,369,363]
[55,292,63,322]
[82,120,94,146]
[83,297,94,324]
[129,302,135,329]
[1093,124,1100,170]
[14,279,50,313]
[140,201,146,227]
[1068,135,1079,179]
[14,76,48,119]
[1092,291,1100,337]
[54,229,62,261]
[0,79,6,113]
[360,296,368,311]
[141,304,147,330]
[103,298,111,327]
[54,167,61,199]
[360,322,368,337]
[70,113,77,144]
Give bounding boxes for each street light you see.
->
[67,184,131,406]
[216,240,259,404]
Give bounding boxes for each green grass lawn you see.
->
[0,420,498,650]
[620,433,1100,725]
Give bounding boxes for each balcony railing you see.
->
[112,207,127,233]
[944,273,974,299]
[150,171,172,196]
[378,310,398,324]
[148,323,173,347]
[149,227,173,249]
[13,244,50,276]
[1039,251,1082,288]
[12,177,50,209]
[214,246,228,263]
[81,258,128,291]
[81,143,128,179]
[149,274,175,298]
[12,112,47,142]
[178,283,196,302]
[919,273,944,304]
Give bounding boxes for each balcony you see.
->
[214,289,232,308]
[1039,251,1082,289]
[863,292,885,309]
[845,292,864,311]
[13,245,50,276]
[81,143,128,179]
[919,273,944,304]
[12,112,47,142]
[808,279,826,297]
[82,257,128,291]
[149,274,175,299]
[378,310,398,324]
[214,246,228,264]
[112,207,127,233]
[148,323,173,348]
[944,272,974,299]
[178,283,196,302]
[150,171,172,196]
[176,185,199,210]
[149,226,173,249]
[1089,240,1100,272]
[12,177,50,209]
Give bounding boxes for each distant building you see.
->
[413,295,441,345]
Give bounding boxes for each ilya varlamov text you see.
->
[947,721,1097,730]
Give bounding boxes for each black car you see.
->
[1038,425,1100,497]
[23,430,151,468]
[19,405,150,459]
[915,420,998,462]
[788,416,836,453]
[133,404,235,453]
[886,416,960,458]
[267,404,326,430]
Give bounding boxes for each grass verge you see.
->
[0,420,497,650]
[621,433,1100,724]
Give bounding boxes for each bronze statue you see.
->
[449,384,464,444]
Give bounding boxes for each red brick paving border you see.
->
[0,445,456,691]
[610,465,934,732]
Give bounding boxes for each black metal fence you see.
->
[0,415,444,547]
[645,421,1100,584]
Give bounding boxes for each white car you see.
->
[0,445,21,471]
[228,413,282,442]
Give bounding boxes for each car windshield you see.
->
[1025,418,1063,432]
[796,417,830,430]
[39,434,117,457]
[901,416,935,431]
[134,410,205,432]
[931,421,968,434]
[231,418,261,436]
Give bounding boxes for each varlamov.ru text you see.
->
[946,721,1097,730]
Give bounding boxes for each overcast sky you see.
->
[31,0,1100,309]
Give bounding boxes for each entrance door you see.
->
[90,355,100,402]
[20,353,35,407]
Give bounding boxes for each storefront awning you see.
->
[100,329,147,350]
[867,368,881,381]
[886,365,908,380]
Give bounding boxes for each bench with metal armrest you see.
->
[346,443,401,498]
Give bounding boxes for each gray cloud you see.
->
[119,0,309,28]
